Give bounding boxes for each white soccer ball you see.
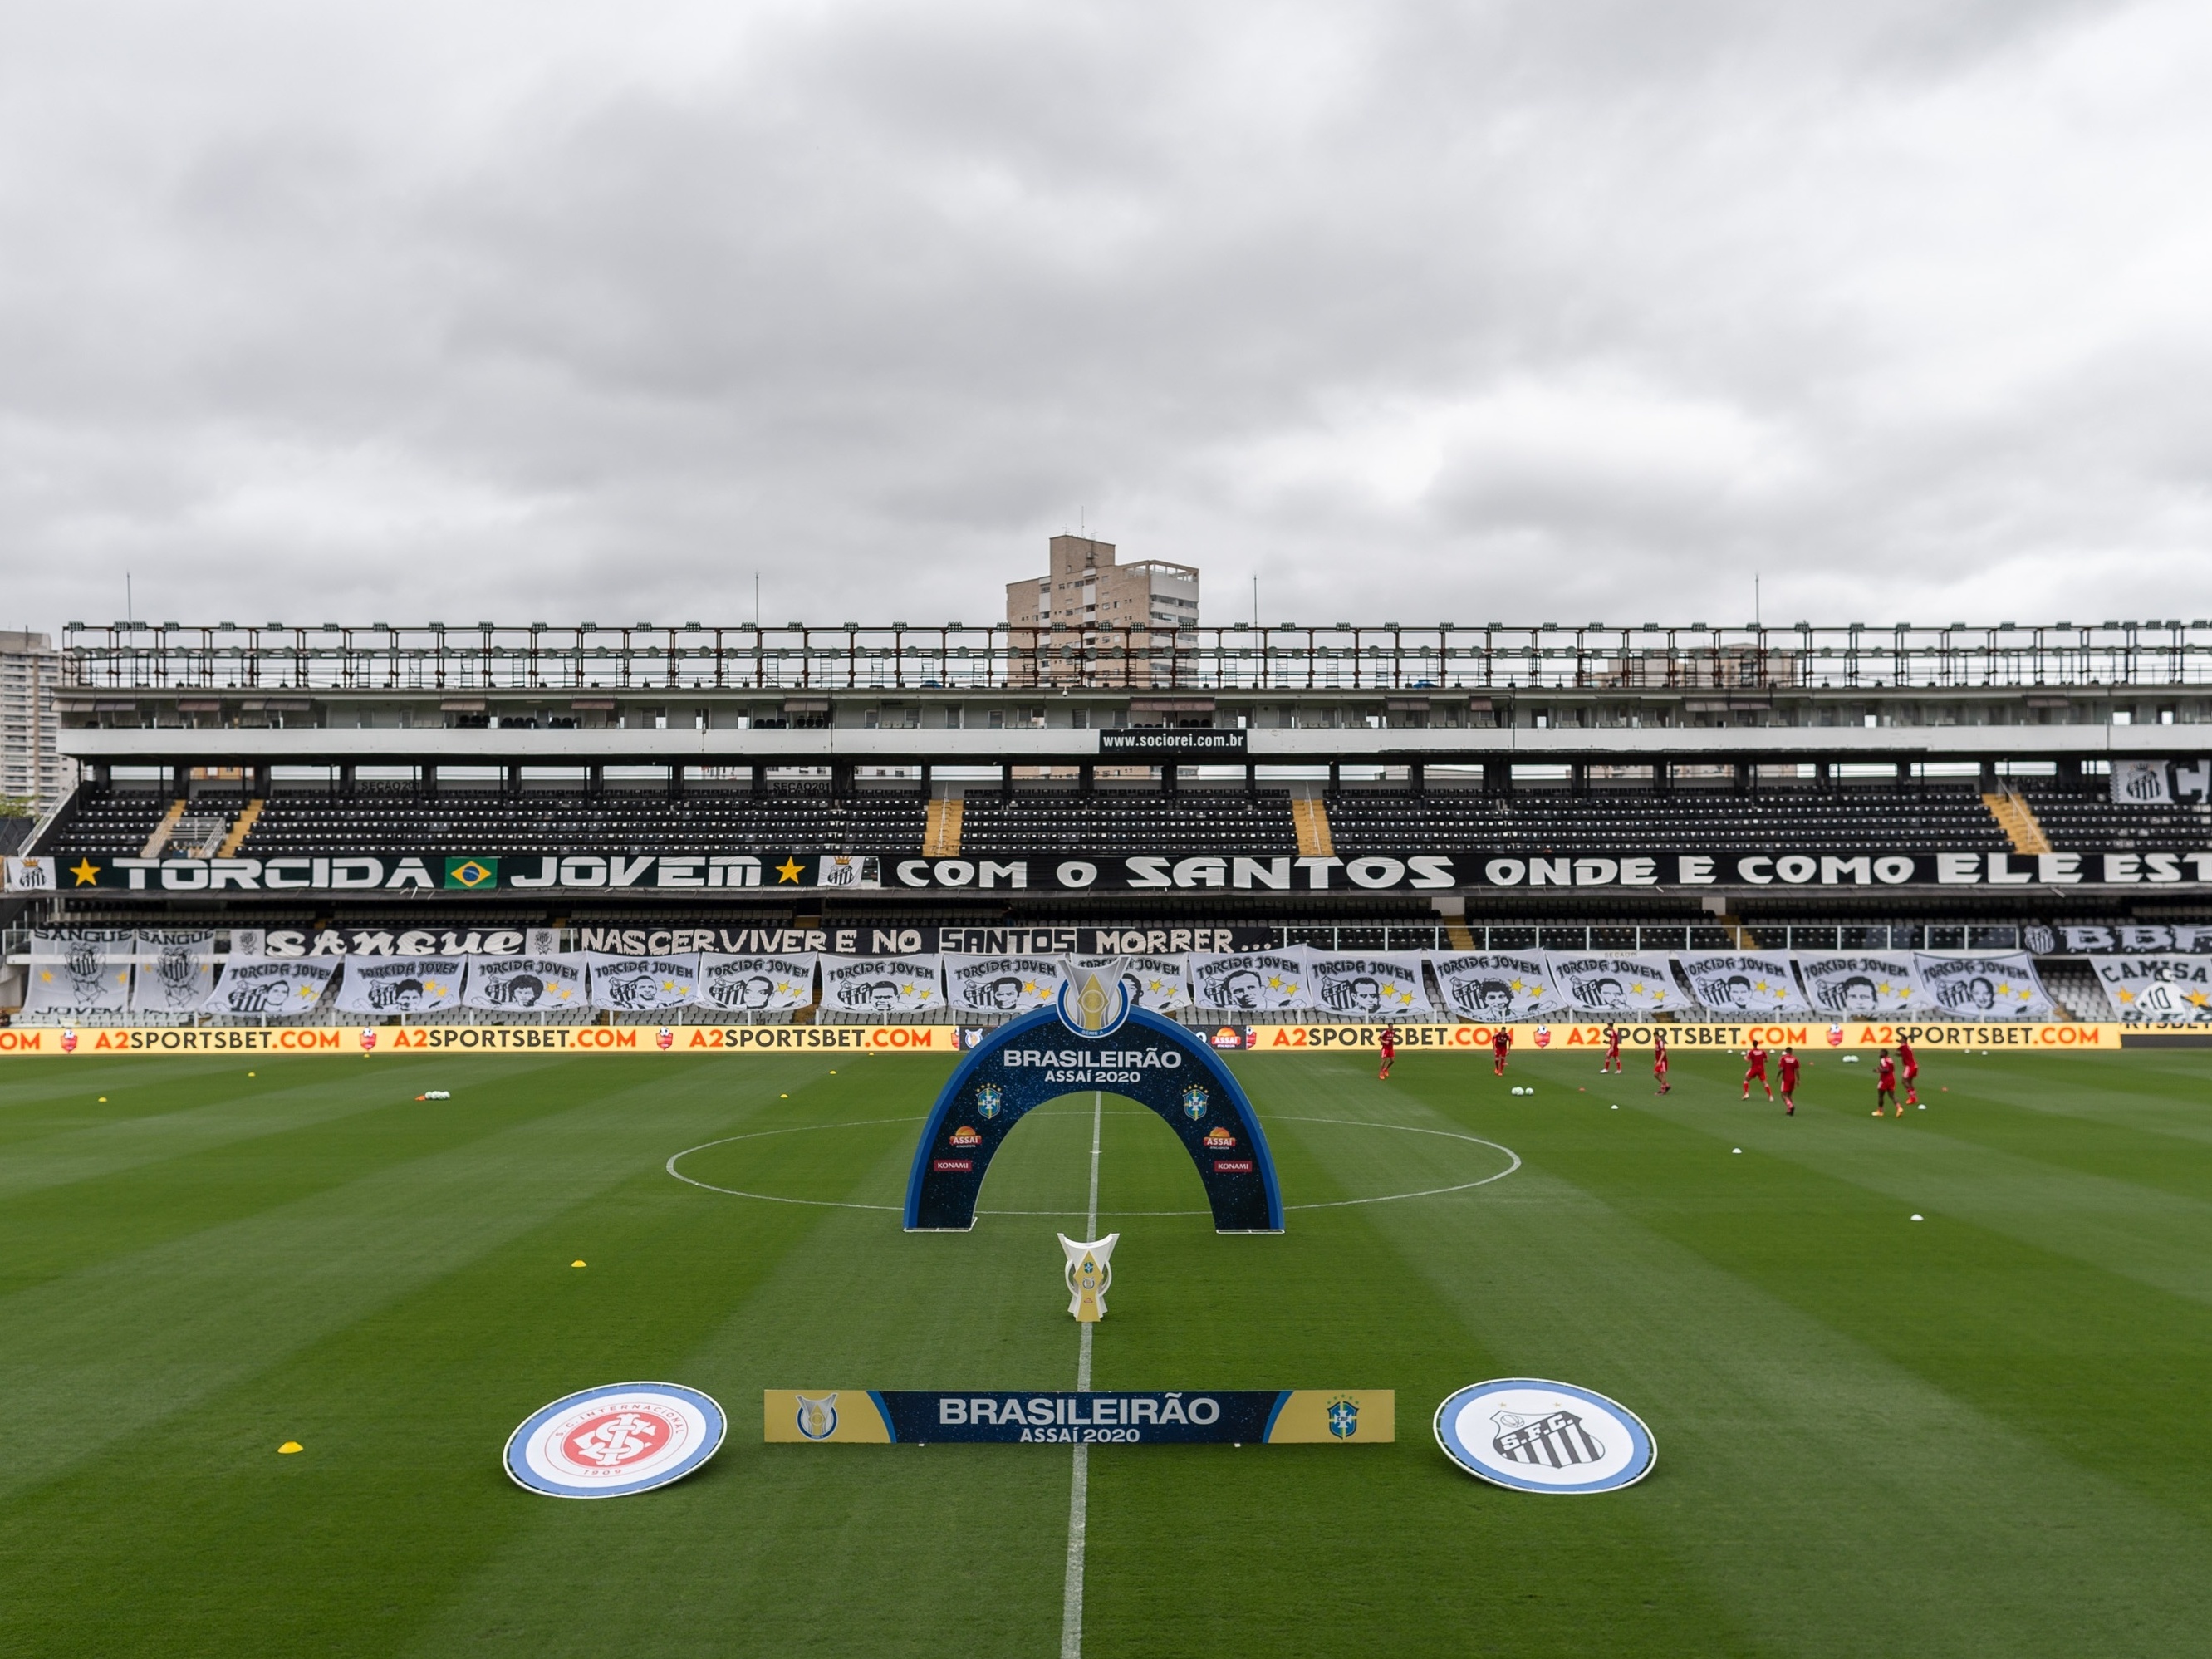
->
[1510,1086,1524,1095]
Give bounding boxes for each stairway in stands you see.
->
[923,789,964,856]
[1982,788,2053,854]
[1290,786,1334,856]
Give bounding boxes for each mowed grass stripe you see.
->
[400,1077,1086,1657]
[1388,1050,2212,1657]
[0,1058,617,1297]
[0,1059,900,1659]
[0,1055,833,1505]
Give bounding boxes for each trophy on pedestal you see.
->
[1057,1234,1120,1323]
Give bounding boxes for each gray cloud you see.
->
[2,0,2207,638]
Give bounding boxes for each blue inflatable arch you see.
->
[903,1004,1284,1233]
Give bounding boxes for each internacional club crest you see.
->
[1058,1233,1121,1323]
[1057,963,1134,1040]
[1433,1379,1655,1494]
[1181,1084,1209,1121]
[504,1382,727,1499]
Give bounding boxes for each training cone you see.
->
[278,1441,302,1454]
[571,1260,586,1268]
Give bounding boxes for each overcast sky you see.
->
[5,0,2210,639]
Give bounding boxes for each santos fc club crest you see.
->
[1433,1379,1655,1495]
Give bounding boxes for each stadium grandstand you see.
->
[7,617,2211,1028]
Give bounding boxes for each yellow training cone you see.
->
[571,1260,586,1268]
[278,1441,302,1454]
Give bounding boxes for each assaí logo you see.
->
[949,1125,983,1149]
[1202,1126,1236,1150]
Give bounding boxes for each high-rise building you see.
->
[0,631,71,815]
[1005,535,1199,685]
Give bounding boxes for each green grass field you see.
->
[3,1042,2211,1657]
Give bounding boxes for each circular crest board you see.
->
[504,1382,727,1499]
[1433,1378,1655,1495]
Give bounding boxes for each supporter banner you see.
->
[932,925,1270,956]
[942,956,1064,1016]
[130,931,218,1016]
[694,954,817,1014]
[577,923,1272,958]
[463,955,588,1013]
[2061,924,2212,954]
[587,954,698,1012]
[3,856,55,892]
[19,928,135,1020]
[2086,955,2212,1023]
[57,847,2212,895]
[763,1387,1390,1445]
[1546,953,1686,1015]
[204,956,341,1017]
[1071,955,1193,1014]
[333,957,467,1014]
[1795,954,1932,1018]
[0,1020,2147,1058]
[1308,952,1431,1018]
[264,926,542,958]
[2111,759,2211,806]
[1915,953,2057,1021]
[1674,952,1808,1015]
[822,954,944,1014]
[1426,952,1565,1021]
[1190,947,1315,1011]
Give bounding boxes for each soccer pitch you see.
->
[3,1043,2210,1657]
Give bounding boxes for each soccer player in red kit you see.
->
[1379,1023,1397,1082]
[1601,1025,1624,1074]
[1742,1037,1773,1102]
[1491,1024,1512,1077]
[1778,1045,1800,1114]
[1653,1033,1670,1094]
[1899,1036,1920,1107]
[1875,1048,1901,1116]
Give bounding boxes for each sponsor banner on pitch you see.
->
[46,847,2212,896]
[763,1389,1393,1444]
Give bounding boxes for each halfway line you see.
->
[1061,1090,1101,1659]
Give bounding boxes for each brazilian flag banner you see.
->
[444,856,500,891]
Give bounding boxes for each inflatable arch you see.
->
[903,994,1283,1234]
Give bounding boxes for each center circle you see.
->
[665,1113,1518,1215]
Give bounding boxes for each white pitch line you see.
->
[1061,1090,1102,1659]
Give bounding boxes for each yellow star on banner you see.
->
[775,857,804,883]
[2116,988,2136,1003]
[69,858,101,886]
[2189,991,2209,1008]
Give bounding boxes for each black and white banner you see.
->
[463,956,588,1013]
[586,955,699,1012]
[822,954,944,1014]
[204,956,341,1016]
[694,955,817,1014]
[19,928,135,1019]
[1189,948,1316,1011]
[1547,954,1685,1015]
[1426,953,1566,1021]
[1795,954,1932,1017]
[54,847,2212,895]
[1917,953,2056,1020]
[2111,760,2211,806]
[2087,955,2212,1023]
[1308,952,1432,1018]
[332,957,467,1014]
[2060,924,2212,954]
[1675,952,1808,1015]
[130,931,218,1016]
[942,955,1064,1016]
